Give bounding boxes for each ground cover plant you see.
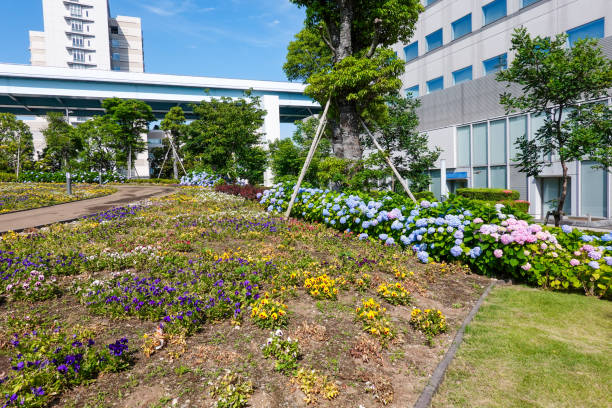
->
[0,187,490,407]
[432,286,612,408]
[259,184,612,298]
[0,183,116,214]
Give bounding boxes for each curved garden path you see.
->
[0,184,177,233]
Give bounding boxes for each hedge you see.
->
[259,183,611,298]
[0,172,17,182]
[457,188,520,201]
[19,170,126,184]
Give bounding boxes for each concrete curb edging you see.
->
[413,280,497,408]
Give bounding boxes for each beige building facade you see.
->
[29,0,144,72]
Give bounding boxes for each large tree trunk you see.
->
[326,0,363,160]
[337,102,362,160]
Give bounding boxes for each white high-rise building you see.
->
[29,0,144,72]
[393,0,612,221]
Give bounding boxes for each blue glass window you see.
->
[425,0,440,5]
[426,29,443,52]
[522,0,540,7]
[482,0,506,26]
[406,85,419,98]
[427,76,444,94]
[404,42,418,61]
[483,53,507,75]
[567,18,605,47]
[452,14,472,40]
[452,66,473,84]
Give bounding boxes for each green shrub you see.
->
[0,172,17,182]
[457,188,520,201]
[414,190,436,202]
[502,199,530,214]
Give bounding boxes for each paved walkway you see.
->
[0,185,177,233]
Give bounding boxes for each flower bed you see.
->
[180,171,223,187]
[259,184,612,298]
[0,183,116,214]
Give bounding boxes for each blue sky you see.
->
[0,1,306,138]
[1,0,305,81]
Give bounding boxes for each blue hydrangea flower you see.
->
[385,237,395,245]
[469,246,482,258]
[450,246,463,257]
[358,233,368,240]
[340,216,347,224]
[379,234,388,241]
[417,251,429,263]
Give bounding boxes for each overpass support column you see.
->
[262,95,280,187]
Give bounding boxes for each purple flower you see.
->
[57,364,68,373]
[31,387,45,396]
[588,261,600,270]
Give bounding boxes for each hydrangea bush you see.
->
[259,184,612,298]
[180,171,223,187]
[19,170,126,184]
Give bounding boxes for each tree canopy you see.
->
[0,113,34,177]
[285,0,422,160]
[42,112,82,171]
[184,95,267,184]
[497,27,612,225]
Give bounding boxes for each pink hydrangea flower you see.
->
[500,234,513,245]
[574,251,582,256]
[493,249,503,258]
[540,243,548,250]
[570,259,580,266]
[473,217,484,224]
[521,263,532,271]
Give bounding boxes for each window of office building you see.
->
[490,166,507,188]
[71,20,83,32]
[509,115,526,161]
[483,53,507,75]
[112,53,121,61]
[430,169,441,199]
[426,76,444,93]
[542,178,571,215]
[490,119,506,165]
[72,50,85,62]
[70,4,82,17]
[482,0,506,26]
[531,113,552,162]
[567,18,605,47]
[452,66,472,85]
[452,14,472,40]
[473,167,488,188]
[404,42,418,61]
[426,29,443,52]
[522,0,540,7]
[473,123,488,166]
[425,0,440,6]
[112,65,121,71]
[72,35,84,47]
[457,126,471,167]
[581,161,608,217]
[111,26,119,34]
[111,39,121,48]
[406,85,419,98]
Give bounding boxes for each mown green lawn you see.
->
[433,285,612,408]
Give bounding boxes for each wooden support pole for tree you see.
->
[283,98,331,220]
[359,118,418,204]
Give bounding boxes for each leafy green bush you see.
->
[414,190,435,202]
[0,172,17,182]
[19,170,125,184]
[502,199,530,214]
[457,188,520,201]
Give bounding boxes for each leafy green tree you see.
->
[564,103,612,170]
[184,95,266,183]
[285,0,422,160]
[102,98,155,179]
[74,116,120,180]
[160,106,186,180]
[42,112,82,171]
[269,117,332,185]
[0,113,34,177]
[371,94,440,192]
[497,27,612,226]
